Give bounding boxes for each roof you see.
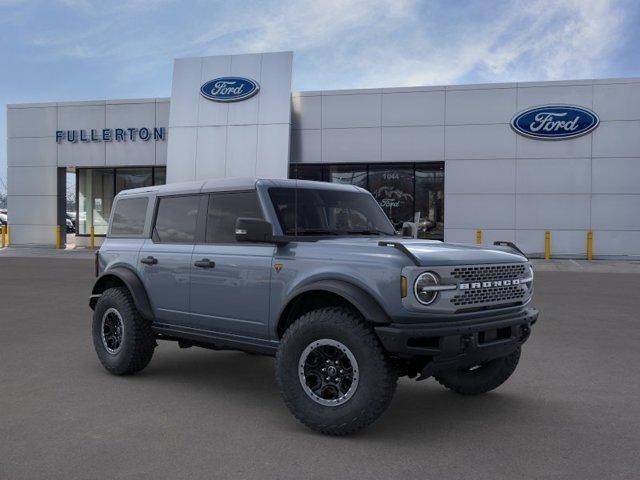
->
[116,177,364,198]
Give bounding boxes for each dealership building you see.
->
[6,51,640,257]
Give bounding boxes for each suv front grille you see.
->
[451,285,526,307]
[451,264,527,283]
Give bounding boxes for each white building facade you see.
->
[6,51,640,257]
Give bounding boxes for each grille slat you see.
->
[451,264,526,283]
[449,264,529,308]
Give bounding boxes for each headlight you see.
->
[414,272,439,305]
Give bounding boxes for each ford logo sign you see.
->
[511,105,599,140]
[200,77,260,102]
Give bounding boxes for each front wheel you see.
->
[434,347,521,395]
[276,307,397,436]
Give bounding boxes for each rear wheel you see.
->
[92,287,155,375]
[276,307,397,435]
[434,347,521,395]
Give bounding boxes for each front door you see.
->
[189,191,274,340]
[139,194,201,326]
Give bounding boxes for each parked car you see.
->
[89,178,538,435]
[66,216,75,233]
[0,212,6,226]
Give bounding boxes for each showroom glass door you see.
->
[415,163,444,240]
[368,164,414,231]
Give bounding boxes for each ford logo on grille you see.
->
[511,105,599,140]
[200,77,260,102]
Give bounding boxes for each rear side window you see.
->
[109,197,148,236]
[205,192,262,243]
[153,195,200,244]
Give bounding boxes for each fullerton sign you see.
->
[56,127,165,143]
[511,105,599,140]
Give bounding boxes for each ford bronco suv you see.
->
[90,178,538,435]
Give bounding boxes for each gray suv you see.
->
[90,178,538,435]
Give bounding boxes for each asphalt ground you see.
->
[1,257,639,479]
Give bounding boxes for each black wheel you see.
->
[92,287,155,375]
[434,347,521,395]
[276,307,397,436]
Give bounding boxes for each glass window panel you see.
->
[153,195,200,244]
[325,164,367,188]
[109,197,148,236]
[115,168,153,194]
[367,165,414,231]
[289,164,323,181]
[205,192,263,244]
[154,168,166,185]
[77,168,115,235]
[415,164,445,240]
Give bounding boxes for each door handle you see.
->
[141,256,158,265]
[194,258,215,269]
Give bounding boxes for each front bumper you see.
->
[375,307,538,379]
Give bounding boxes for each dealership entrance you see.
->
[289,162,445,239]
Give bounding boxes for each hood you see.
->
[312,237,526,266]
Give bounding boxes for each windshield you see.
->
[268,187,395,236]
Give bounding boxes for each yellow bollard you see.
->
[544,230,551,260]
[55,225,62,249]
[90,224,95,250]
[5,225,9,246]
[475,229,482,245]
[0,225,5,248]
[587,230,593,261]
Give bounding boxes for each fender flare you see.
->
[279,279,391,327]
[89,267,154,321]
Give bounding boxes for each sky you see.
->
[1,0,639,191]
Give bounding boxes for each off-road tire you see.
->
[276,307,397,436]
[434,347,521,395]
[92,287,155,375]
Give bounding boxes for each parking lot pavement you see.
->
[1,257,639,480]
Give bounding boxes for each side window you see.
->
[153,195,200,244]
[109,197,148,236]
[205,192,263,244]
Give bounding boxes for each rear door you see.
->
[138,194,202,326]
[189,191,274,339]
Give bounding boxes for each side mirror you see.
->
[235,217,273,243]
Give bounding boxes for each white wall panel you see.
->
[592,121,640,157]
[592,158,640,193]
[195,126,227,179]
[258,52,294,125]
[58,104,105,131]
[5,224,57,246]
[516,158,591,194]
[57,141,105,167]
[591,195,640,230]
[593,82,640,120]
[381,91,444,126]
[170,57,202,127]
[445,159,515,194]
[516,195,590,230]
[7,106,57,138]
[7,194,58,225]
[446,88,516,124]
[322,94,381,128]
[292,95,321,130]
[322,128,380,163]
[156,101,169,165]
[445,228,516,245]
[445,194,515,229]
[198,55,231,126]
[8,137,57,167]
[166,127,196,183]
[226,125,257,177]
[593,231,640,256]
[516,134,591,159]
[381,126,443,161]
[227,54,261,126]
[256,124,290,178]
[516,229,586,256]
[517,85,592,110]
[445,124,516,159]
[7,167,58,196]
[290,129,321,164]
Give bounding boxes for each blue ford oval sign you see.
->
[200,77,260,102]
[511,105,599,140]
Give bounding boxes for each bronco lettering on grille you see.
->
[459,278,521,290]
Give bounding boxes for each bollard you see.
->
[5,225,9,246]
[55,225,62,249]
[0,225,5,248]
[475,229,482,245]
[90,224,95,250]
[544,230,551,260]
[587,230,593,261]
